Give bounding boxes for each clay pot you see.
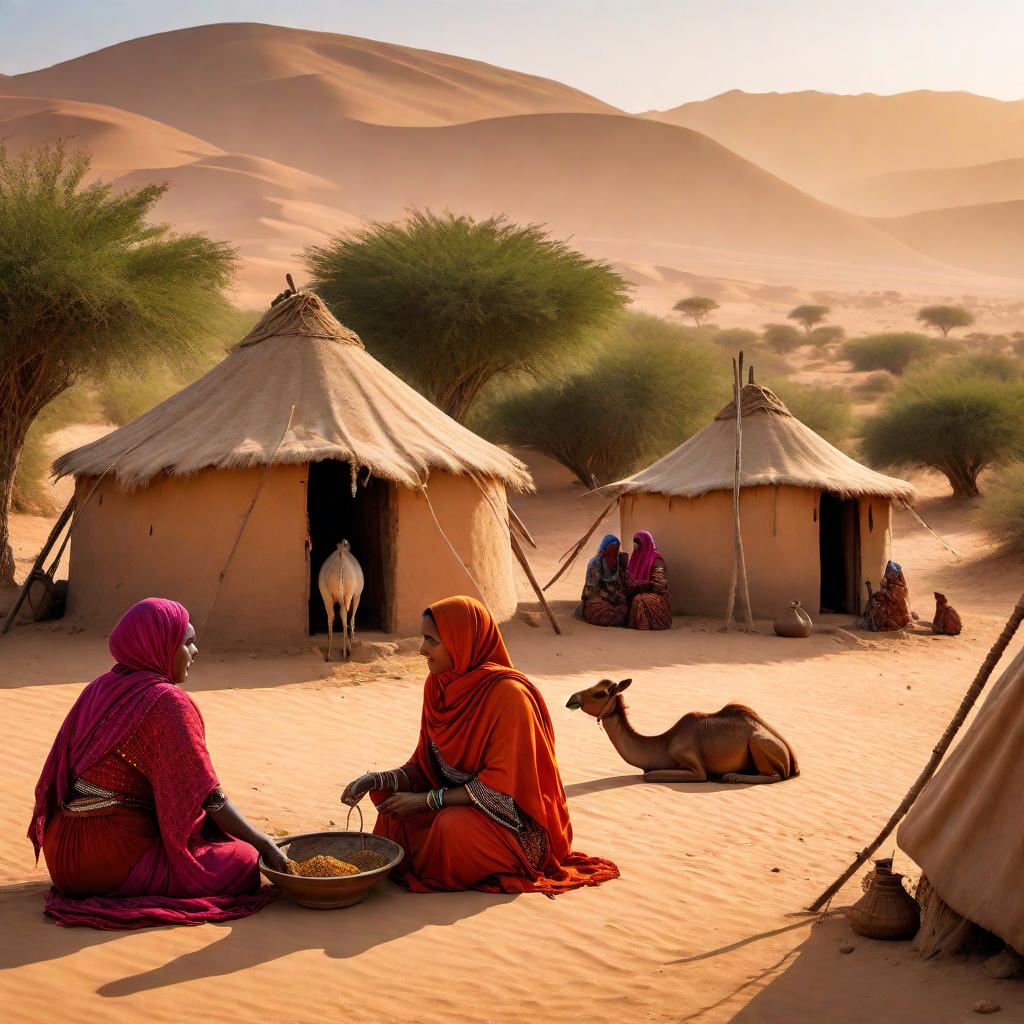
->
[847,860,920,940]
[773,600,813,638]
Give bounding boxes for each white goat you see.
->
[317,539,364,661]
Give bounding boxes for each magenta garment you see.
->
[29,598,273,928]
[627,531,663,585]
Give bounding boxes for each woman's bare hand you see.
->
[256,835,289,873]
[340,774,375,807]
[377,792,430,819]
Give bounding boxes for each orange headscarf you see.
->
[409,596,618,894]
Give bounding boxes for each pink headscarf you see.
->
[627,531,663,585]
[28,598,189,857]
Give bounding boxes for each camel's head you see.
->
[566,678,632,717]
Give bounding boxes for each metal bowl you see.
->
[259,830,403,909]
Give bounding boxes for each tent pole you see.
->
[1,497,75,635]
[507,506,538,549]
[510,531,562,635]
[543,496,620,592]
[724,353,755,631]
[807,589,1024,912]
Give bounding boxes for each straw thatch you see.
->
[53,292,533,492]
[608,383,915,504]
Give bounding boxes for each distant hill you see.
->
[4,21,618,146]
[875,200,1024,279]
[646,90,1024,195]
[829,158,1024,216]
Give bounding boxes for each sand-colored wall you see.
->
[67,466,308,644]
[621,486,821,618]
[394,475,517,633]
[621,486,893,619]
[859,495,893,600]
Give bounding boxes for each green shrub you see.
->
[807,324,846,349]
[713,327,759,352]
[96,366,181,425]
[842,332,932,374]
[980,463,1024,553]
[947,353,1023,382]
[863,369,1024,497]
[855,372,896,398]
[761,323,803,353]
[482,312,726,486]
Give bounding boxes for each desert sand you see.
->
[3,444,1024,1024]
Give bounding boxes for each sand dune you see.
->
[0,94,221,176]
[280,113,936,272]
[4,21,618,146]
[647,90,1024,196]
[875,200,1024,279]
[831,157,1024,216]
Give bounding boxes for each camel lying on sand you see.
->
[565,679,799,785]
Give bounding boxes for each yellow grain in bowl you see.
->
[286,854,359,877]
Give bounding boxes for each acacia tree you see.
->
[673,295,719,327]
[862,369,1024,497]
[305,211,629,422]
[917,304,975,338]
[761,323,803,353]
[0,143,236,585]
[787,304,830,334]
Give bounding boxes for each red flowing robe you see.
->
[374,596,619,895]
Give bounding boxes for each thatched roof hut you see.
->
[609,383,915,618]
[55,292,533,642]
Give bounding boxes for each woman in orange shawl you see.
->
[341,596,618,895]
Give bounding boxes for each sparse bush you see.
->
[768,379,853,445]
[862,369,1024,497]
[807,324,846,349]
[842,332,932,375]
[947,353,1022,383]
[788,304,830,333]
[482,312,725,487]
[761,323,803,353]
[917,304,974,337]
[96,367,180,425]
[673,295,719,327]
[980,463,1024,554]
[713,327,759,352]
[854,372,896,398]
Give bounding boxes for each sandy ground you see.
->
[2,451,1023,1024]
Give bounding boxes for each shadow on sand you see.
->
[0,882,508,996]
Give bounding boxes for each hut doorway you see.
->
[307,460,394,635]
[819,493,861,615]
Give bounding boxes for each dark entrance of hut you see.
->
[307,460,394,636]
[819,493,861,614]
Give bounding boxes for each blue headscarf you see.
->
[592,535,622,579]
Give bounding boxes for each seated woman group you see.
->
[578,531,672,630]
[31,596,617,926]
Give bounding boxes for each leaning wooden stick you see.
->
[510,531,562,635]
[197,405,295,640]
[1,497,75,635]
[508,506,537,549]
[543,496,620,592]
[807,589,1024,912]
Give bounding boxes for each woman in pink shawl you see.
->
[626,531,673,630]
[28,598,285,929]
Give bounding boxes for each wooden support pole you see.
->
[807,590,1024,912]
[1,497,75,635]
[511,531,562,635]
[508,506,538,549]
[543,496,620,592]
[723,353,755,632]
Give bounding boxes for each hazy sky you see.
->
[1,0,1022,110]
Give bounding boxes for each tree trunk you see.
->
[941,457,981,498]
[0,417,30,587]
